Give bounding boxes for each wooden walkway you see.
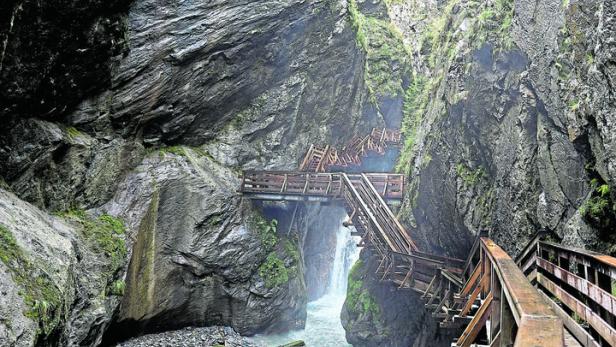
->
[299,128,401,172]
[238,128,616,346]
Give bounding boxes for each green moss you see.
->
[108,280,126,296]
[585,52,594,65]
[159,146,187,157]
[478,9,495,23]
[396,76,430,172]
[154,145,216,162]
[259,252,289,288]
[66,127,82,140]
[58,210,127,279]
[455,163,485,187]
[0,224,63,336]
[346,260,380,316]
[283,239,300,264]
[0,176,10,191]
[347,0,411,102]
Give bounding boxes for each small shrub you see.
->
[580,180,614,228]
[250,214,278,251]
[259,253,289,288]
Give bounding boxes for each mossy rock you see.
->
[0,224,63,336]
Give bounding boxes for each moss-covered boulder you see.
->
[0,189,128,346]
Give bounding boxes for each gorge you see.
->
[1,0,616,346]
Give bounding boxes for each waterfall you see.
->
[251,215,360,347]
[328,222,360,296]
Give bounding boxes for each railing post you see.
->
[499,287,515,346]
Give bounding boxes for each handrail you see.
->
[240,171,404,201]
[360,173,417,252]
[299,128,401,172]
[540,241,616,273]
[453,237,563,346]
[239,168,569,345]
[528,241,616,346]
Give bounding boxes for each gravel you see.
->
[115,326,261,347]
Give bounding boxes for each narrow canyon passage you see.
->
[252,217,360,347]
[1,0,616,346]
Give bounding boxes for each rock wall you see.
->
[394,0,616,257]
[0,189,126,347]
[99,151,307,342]
[0,0,382,345]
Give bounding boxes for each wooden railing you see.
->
[299,128,401,172]
[239,169,466,295]
[519,236,616,346]
[443,237,563,347]
[239,171,404,201]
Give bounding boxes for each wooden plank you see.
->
[540,242,616,280]
[459,275,484,317]
[460,265,481,298]
[341,174,400,253]
[360,173,417,252]
[479,238,564,347]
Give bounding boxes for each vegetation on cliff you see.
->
[348,0,411,103]
[346,260,380,317]
[59,210,127,276]
[0,224,63,338]
[252,214,302,288]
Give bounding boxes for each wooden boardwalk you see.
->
[238,128,616,346]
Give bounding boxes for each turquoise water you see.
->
[250,294,351,347]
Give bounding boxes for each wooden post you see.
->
[499,286,514,346]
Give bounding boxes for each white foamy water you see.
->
[251,223,360,347]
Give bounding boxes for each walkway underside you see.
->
[239,128,616,346]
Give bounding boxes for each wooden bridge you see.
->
[239,128,616,346]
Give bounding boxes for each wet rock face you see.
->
[0,189,125,347]
[0,117,145,211]
[1,0,379,345]
[393,0,616,258]
[70,0,377,151]
[344,0,614,344]
[100,152,307,341]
